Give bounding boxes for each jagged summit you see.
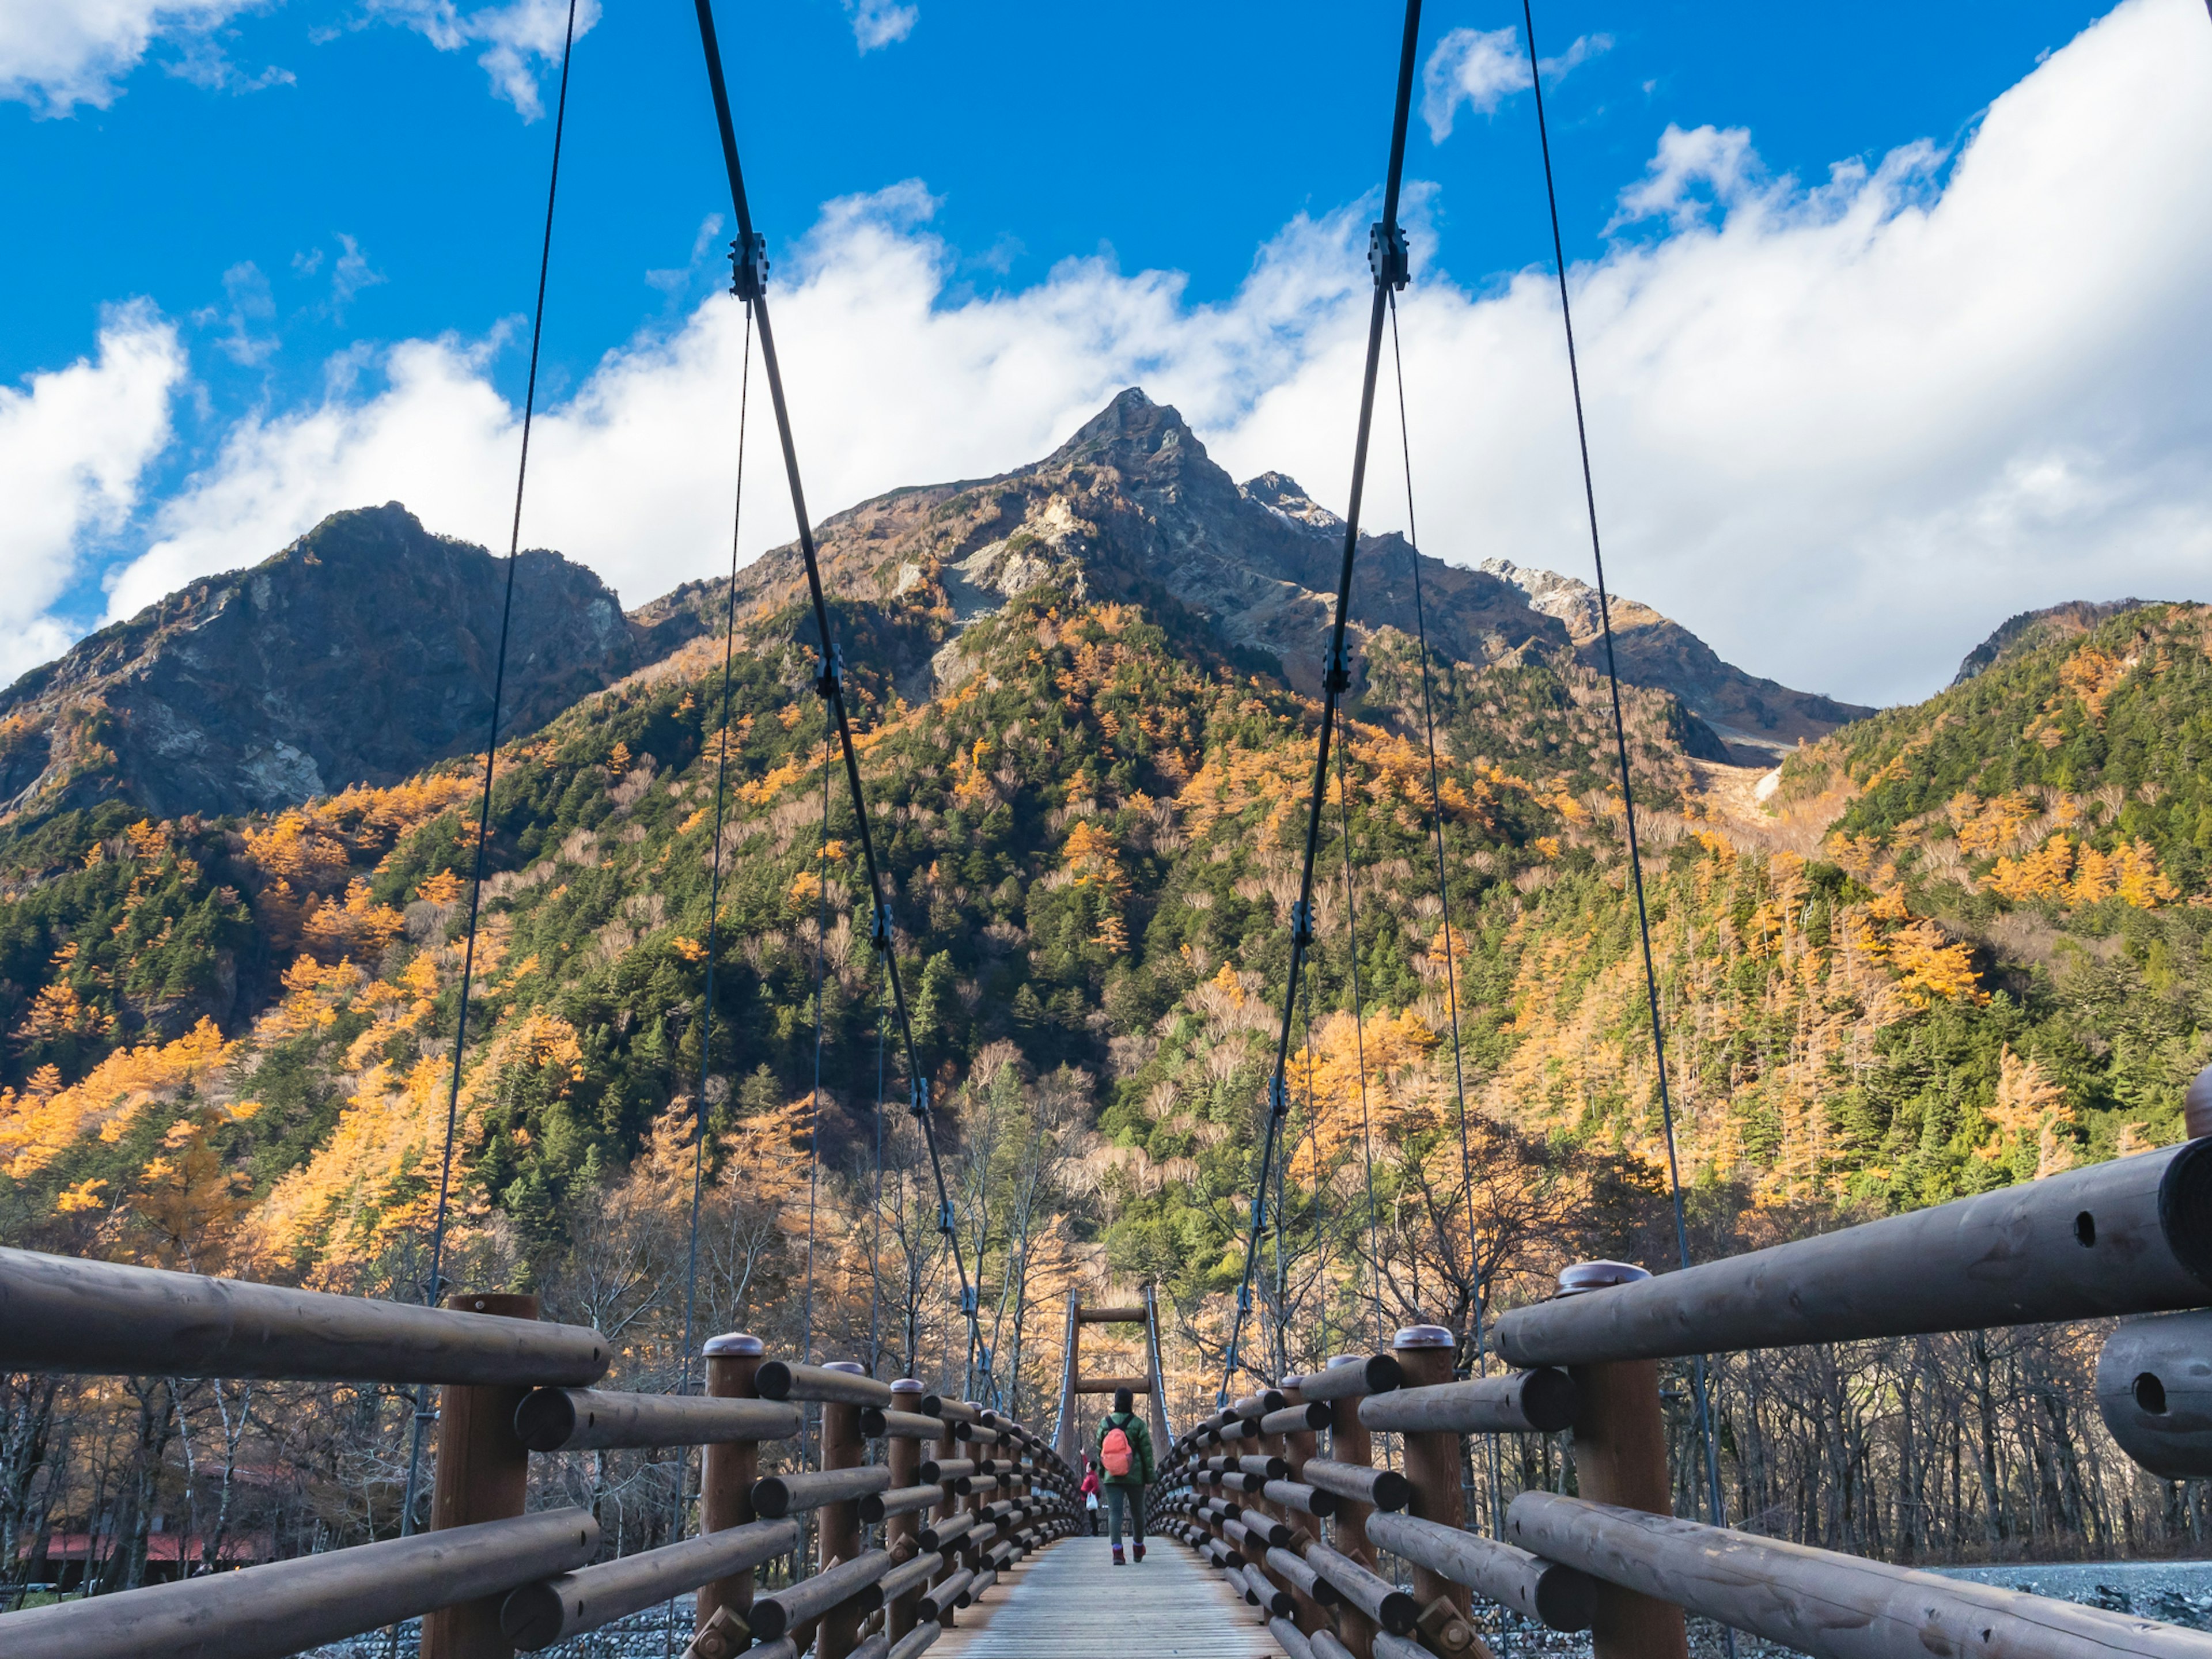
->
[1239,472,1342,536]
[3,391,1872,832]
[0,503,641,824]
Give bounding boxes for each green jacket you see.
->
[1097,1410,1154,1487]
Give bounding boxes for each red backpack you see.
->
[1100,1422,1134,1478]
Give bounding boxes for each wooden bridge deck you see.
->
[933,1535,1277,1659]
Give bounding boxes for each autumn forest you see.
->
[3,518,2211,1608]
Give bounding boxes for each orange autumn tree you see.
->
[1287,1008,1440,1179]
[0,1018,238,1180]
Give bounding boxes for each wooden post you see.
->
[812,1361,870,1659]
[1560,1265,1688,1659]
[1053,1300,1084,1469]
[1321,1354,1378,1659]
[1270,1379,1323,1635]
[1392,1327,1482,1658]
[422,1292,538,1659]
[885,1379,926,1641]
[963,1408,987,1589]
[696,1332,764,1645]
[935,1414,961,1628]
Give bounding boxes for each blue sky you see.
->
[5,0,2210,704]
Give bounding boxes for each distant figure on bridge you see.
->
[1097,1385,1154,1565]
[1079,1456,1103,1534]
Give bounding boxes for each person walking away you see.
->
[1097,1385,1154,1565]
[1079,1457,1103,1536]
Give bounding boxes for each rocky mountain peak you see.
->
[0,503,643,826]
[1239,473,1340,536]
[1044,387,1204,474]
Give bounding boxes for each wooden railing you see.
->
[0,1246,1075,1659]
[1154,1137,2212,1659]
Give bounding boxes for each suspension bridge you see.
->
[6,0,2212,1656]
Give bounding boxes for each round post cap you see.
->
[824,1360,869,1376]
[703,1331,764,1356]
[891,1377,927,1395]
[1393,1325,1454,1350]
[1324,1353,1369,1369]
[1556,1260,1652,1297]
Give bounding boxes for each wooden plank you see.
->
[933,1537,1277,1659]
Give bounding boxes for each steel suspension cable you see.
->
[1333,740,1387,1348]
[802,698,830,1369]
[397,0,579,1543]
[1386,290,1506,1541]
[1385,292,1480,1320]
[868,964,887,1376]
[1219,0,1425,1403]
[1305,1027,1328,1368]
[661,301,754,1658]
[688,0,982,1373]
[1517,0,1732,1577]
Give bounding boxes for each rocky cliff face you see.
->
[641,388,1857,763]
[1,392,1869,833]
[0,503,640,824]
[1479,558,1875,765]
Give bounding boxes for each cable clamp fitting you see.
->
[938,1198,957,1236]
[961,1285,980,1316]
[1369,221,1410,291]
[1324,638,1353,696]
[1267,1073,1291,1119]
[909,1077,930,1118]
[814,645,844,702]
[869,904,895,953]
[730,232,770,302]
[1236,1281,1253,1313]
[1289,902,1315,950]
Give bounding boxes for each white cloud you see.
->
[0,0,271,113]
[1421,24,1610,143]
[1607,123,1760,231]
[847,0,916,52]
[192,260,279,365]
[0,303,184,685]
[368,0,599,119]
[39,0,2212,707]
[330,233,386,315]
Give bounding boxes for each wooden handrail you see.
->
[1507,1493,2212,1659]
[0,1261,1077,1659]
[0,1247,608,1385]
[513,1387,801,1452]
[1495,1142,2212,1368]
[1357,1369,1575,1435]
[501,1517,797,1650]
[0,1509,597,1659]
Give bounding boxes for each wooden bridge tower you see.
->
[1052,1284,1173,1469]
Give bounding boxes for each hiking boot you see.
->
[1133,1543,1146,1563]
[1112,1547,1126,1566]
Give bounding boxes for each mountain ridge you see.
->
[0,504,643,826]
[1,389,1908,843]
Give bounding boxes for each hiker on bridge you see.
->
[1079,1455,1102,1534]
[1097,1385,1154,1565]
